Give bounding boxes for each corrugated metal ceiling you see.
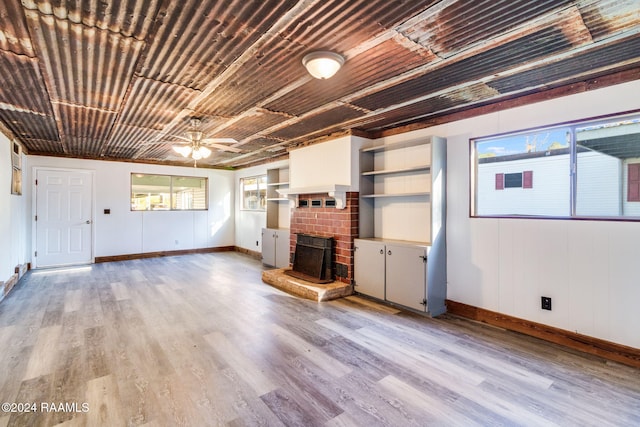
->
[0,0,638,168]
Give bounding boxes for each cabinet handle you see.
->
[379,249,384,255]
[388,250,392,255]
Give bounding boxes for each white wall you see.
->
[289,135,365,189]
[376,79,640,348]
[0,133,28,293]
[234,159,289,252]
[26,156,235,258]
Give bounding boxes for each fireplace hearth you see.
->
[286,234,334,284]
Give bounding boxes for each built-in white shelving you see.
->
[355,136,447,316]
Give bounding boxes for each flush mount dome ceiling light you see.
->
[302,51,344,79]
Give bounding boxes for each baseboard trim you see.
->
[234,246,262,260]
[95,246,235,263]
[446,299,640,369]
[2,262,30,300]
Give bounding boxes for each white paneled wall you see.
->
[234,160,289,253]
[26,156,235,258]
[377,79,640,348]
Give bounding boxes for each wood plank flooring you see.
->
[0,252,638,426]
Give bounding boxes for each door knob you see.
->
[388,250,392,255]
[85,220,91,224]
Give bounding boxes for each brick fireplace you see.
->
[289,192,358,284]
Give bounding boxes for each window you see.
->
[471,112,640,219]
[131,174,207,211]
[240,175,267,210]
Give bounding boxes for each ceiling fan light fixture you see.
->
[197,146,212,159]
[173,145,192,157]
[302,51,344,79]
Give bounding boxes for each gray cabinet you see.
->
[355,135,447,316]
[262,228,290,268]
[353,239,385,300]
[385,243,426,311]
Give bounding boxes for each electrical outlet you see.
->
[541,296,552,310]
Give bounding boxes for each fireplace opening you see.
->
[286,234,334,284]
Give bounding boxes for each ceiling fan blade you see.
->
[208,143,242,153]
[172,135,191,142]
[202,137,237,144]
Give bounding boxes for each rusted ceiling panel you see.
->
[136,0,299,90]
[278,0,437,52]
[0,52,53,115]
[268,105,364,140]
[104,123,163,158]
[353,83,502,131]
[53,103,115,142]
[580,0,640,40]
[401,0,573,58]
[488,36,640,93]
[215,110,289,142]
[0,1,639,168]
[0,1,35,56]
[196,0,437,118]
[195,54,303,117]
[24,10,144,109]
[0,109,59,142]
[351,26,577,112]
[63,137,106,156]
[118,77,200,129]
[226,150,277,168]
[19,138,65,154]
[265,37,435,116]
[238,137,284,152]
[21,0,164,39]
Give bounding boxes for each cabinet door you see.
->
[354,239,385,299]
[275,230,290,268]
[385,243,426,311]
[261,228,276,267]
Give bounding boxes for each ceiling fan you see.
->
[164,117,241,166]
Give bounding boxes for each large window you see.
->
[471,112,640,220]
[240,175,267,210]
[131,174,207,211]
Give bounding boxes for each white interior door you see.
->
[35,169,93,268]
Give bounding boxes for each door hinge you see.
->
[420,255,427,263]
[35,215,37,221]
[35,179,38,185]
[34,251,37,257]
[420,298,427,306]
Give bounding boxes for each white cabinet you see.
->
[353,239,385,300]
[355,136,447,316]
[262,228,290,268]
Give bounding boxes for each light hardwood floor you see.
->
[0,252,638,426]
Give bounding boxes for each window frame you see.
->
[470,109,640,222]
[240,175,267,211]
[130,173,208,211]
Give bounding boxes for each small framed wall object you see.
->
[11,140,22,195]
[11,167,21,195]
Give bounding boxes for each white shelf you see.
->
[361,192,430,199]
[361,165,430,176]
[266,197,289,201]
[361,139,427,153]
[267,181,289,187]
